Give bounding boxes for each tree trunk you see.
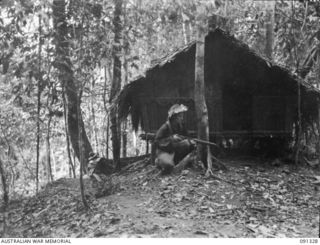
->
[224,0,229,16]
[317,45,320,167]
[182,12,191,45]
[122,124,127,157]
[265,1,275,60]
[73,149,76,172]
[45,84,54,182]
[195,15,227,174]
[106,117,110,159]
[46,114,53,182]
[289,2,302,166]
[110,0,123,170]
[110,104,121,170]
[122,9,129,158]
[103,66,110,159]
[132,130,139,156]
[0,157,8,237]
[50,148,57,178]
[36,12,42,193]
[52,0,92,169]
[63,89,76,178]
[90,78,99,152]
[194,18,214,175]
[78,92,89,209]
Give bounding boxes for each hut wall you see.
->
[204,31,297,135]
[204,35,223,133]
[252,96,285,131]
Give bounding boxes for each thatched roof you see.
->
[118,28,320,131]
[118,40,196,130]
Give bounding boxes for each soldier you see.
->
[154,104,196,174]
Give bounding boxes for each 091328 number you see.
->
[300,239,319,244]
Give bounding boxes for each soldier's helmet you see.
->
[168,104,188,119]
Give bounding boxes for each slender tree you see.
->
[78,91,89,209]
[77,0,89,209]
[90,78,99,152]
[288,1,302,165]
[110,0,123,169]
[265,1,275,60]
[44,38,54,182]
[122,1,130,158]
[317,42,320,167]
[103,66,110,159]
[194,10,214,176]
[0,157,8,237]
[181,10,191,45]
[52,0,92,168]
[63,89,76,178]
[35,12,42,193]
[45,95,53,182]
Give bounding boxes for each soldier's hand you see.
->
[188,139,196,150]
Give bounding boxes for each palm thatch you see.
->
[118,40,196,131]
[118,28,320,133]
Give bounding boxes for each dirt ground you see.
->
[4,157,320,238]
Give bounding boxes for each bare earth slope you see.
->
[5,158,320,237]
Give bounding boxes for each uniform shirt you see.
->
[154,120,188,152]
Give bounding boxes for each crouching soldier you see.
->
[88,152,116,198]
[154,104,196,174]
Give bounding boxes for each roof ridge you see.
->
[126,27,319,94]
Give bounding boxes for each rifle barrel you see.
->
[193,138,217,146]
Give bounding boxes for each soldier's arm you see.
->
[155,123,170,141]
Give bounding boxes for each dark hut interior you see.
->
[118,28,320,151]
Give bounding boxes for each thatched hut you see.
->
[118,28,320,149]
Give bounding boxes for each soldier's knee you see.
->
[155,158,174,174]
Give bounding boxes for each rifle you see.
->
[176,134,218,147]
[139,132,218,147]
